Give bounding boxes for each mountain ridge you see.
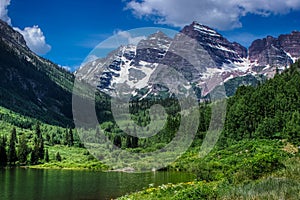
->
[77,21,300,100]
[0,19,74,126]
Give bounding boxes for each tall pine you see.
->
[18,134,29,164]
[8,127,18,165]
[0,136,7,167]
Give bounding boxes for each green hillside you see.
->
[0,20,74,127]
[0,105,106,170]
[117,61,300,199]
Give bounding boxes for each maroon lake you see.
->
[0,168,195,200]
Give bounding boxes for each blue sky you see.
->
[2,0,300,71]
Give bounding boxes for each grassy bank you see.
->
[28,145,108,171]
[117,140,300,200]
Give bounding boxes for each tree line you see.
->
[0,123,77,167]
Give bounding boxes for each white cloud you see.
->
[0,0,11,25]
[14,26,51,55]
[1,0,51,55]
[125,0,300,30]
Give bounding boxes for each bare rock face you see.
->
[249,31,300,70]
[135,31,172,64]
[78,21,300,99]
[181,22,247,66]
[279,31,300,60]
[249,36,293,70]
[0,20,28,50]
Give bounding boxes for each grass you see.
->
[117,141,300,200]
[29,145,108,171]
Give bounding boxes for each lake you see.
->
[0,168,195,200]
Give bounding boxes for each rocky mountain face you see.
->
[279,31,300,60]
[0,20,74,126]
[0,20,28,50]
[77,21,300,100]
[181,22,247,66]
[249,31,300,76]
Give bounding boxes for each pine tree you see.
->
[30,137,39,165]
[68,128,74,146]
[64,128,69,145]
[126,136,132,148]
[35,122,42,139]
[56,152,62,161]
[18,134,29,164]
[132,126,139,148]
[38,138,44,160]
[45,149,49,162]
[11,127,17,143]
[0,136,7,167]
[8,128,18,165]
[113,135,122,148]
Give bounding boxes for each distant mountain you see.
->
[77,22,300,99]
[0,20,74,126]
[1,18,299,126]
[249,31,300,75]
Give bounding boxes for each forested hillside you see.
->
[0,20,74,127]
[118,61,300,199]
[222,60,300,146]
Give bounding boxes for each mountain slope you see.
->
[0,20,74,126]
[77,22,300,100]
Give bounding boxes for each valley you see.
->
[0,18,300,200]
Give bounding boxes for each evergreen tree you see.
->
[132,126,139,148]
[64,128,69,145]
[284,111,300,145]
[0,136,7,167]
[68,128,74,146]
[35,122,42,139]
[45,149,49,162]
[56,152,62,161]
[125,136,132,148]
[30,137,39,165]
[132,137,139,148]
[18,134,29,164]
[38,138,44,160]
[8,128,18,165]
[113,135,122,148]
[11,127,17,143]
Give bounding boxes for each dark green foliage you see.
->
[38,138,44,160]
[284,111,300,145]
[223,61,300,145]
[132,137,139,148]
[64,128,75,146]
[0,136,7,167]
[69,129,74,146]
[0,38,74,127]
[56,152,62,162]
[35,123,41,139]
[45,149,49,162]
[17,134,30,164]
[125,136,132,148]
[11,127,17,144]
[30,137,40,165]
[8,127,18,165]
[113,135,122,148]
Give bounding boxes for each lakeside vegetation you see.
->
[0,105,106,170]
[116,61,300,198]
[0,61,300,199]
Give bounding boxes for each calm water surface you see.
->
[0,168,195,200]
